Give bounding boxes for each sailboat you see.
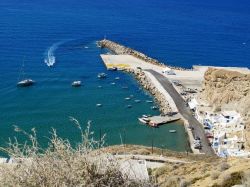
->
[17,58,35,87]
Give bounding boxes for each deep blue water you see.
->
[0,0,249,152]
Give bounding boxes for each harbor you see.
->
[99,39,250,157]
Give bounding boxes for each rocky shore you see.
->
[98,39,190,71]
[125,68,173,114]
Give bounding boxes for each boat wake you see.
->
[44,40,68,67]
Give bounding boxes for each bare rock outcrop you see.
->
[201,68,250,117]
[200,68,250,147]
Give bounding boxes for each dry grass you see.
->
[0,118,152,187]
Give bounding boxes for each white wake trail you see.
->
[44,40,67,67]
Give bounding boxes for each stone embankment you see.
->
[98,39,190,71]
[125,68,173,114]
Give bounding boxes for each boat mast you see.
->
[18,57,26,81]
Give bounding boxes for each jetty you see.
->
[146,114,181,127]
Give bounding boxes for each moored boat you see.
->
[17,79,35,87]
[169,130,177,133]
[17,58,35,87]
[138,117,150,124]
[72,81,81,87]
[98,73,107,79]
[96,104,102,107]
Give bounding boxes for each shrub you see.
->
[0,118,152,187]
[242,170,250,186]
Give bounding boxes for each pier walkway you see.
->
[145,70,215,156]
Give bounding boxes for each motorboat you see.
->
[146,100,153,103]
[72,81,81,87]
[96,104,102,107]
[98,73,107,79]
[115,77,120,80]
[134,99,141,103]
[109,67,117,71]
[17,79,35,87]
[126,105,132,108]
[169,130,177,133]
[138,117,150,124]
[125,97,131,100]
[151,106,159,110]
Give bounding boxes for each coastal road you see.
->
[145,70,215,156]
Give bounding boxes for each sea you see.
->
[0,0,249,152]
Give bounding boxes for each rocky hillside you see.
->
[200,68,250,148]
[201,68,250,118]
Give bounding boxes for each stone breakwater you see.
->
[125,68,173,114]
[98,39,190,71]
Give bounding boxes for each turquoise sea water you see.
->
[0,0,249,152]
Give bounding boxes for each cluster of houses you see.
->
[188,98,250,157]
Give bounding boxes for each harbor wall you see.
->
[98,39,190,71]
[125,68,174,114]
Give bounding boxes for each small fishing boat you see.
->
[146,100,153,103]
[96,104,102,107]
[111,82,116,85]
[97,73,107,79]
[134,99,141,103]
[72,81,81,87]
[17,58,35,87]
[138,117,150,124]
[109,67,117,71]
[115,77,120,80]
[169,130,177,133]
[148,121,158,128]
[126,105,132,108]
[151,106,159,110]
[125,97,131,100]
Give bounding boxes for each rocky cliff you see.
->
[200,68,250,118]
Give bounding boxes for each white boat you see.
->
[72,81,81,87]
[96,104,102,107]
[125,97,131,100]
[138,118,149,124]
[111,82,116,85]
[134,99,141,103]
[126,105,132,108]
[109,67,117,71]
[98,73,107,79]
[146,100,153,103]
[17,79,35,87]
[151,106,159,110]
[17,58,35,87]
[169,130,177,133]
[115,77,120,80]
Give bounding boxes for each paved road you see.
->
[145,70,215,156]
